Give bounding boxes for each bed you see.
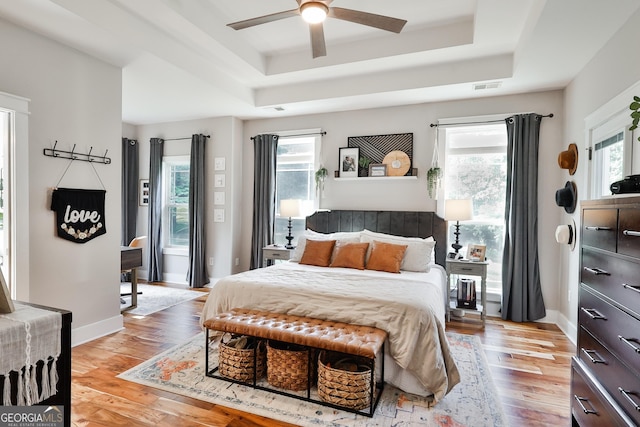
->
[201,210,460,401]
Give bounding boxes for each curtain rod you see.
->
[164,134,211,141]
[251,131,326,140]
[429,113,554,128]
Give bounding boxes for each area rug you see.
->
[118,332,506,426]
[119,283,202,316]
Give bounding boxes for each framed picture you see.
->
[338,147,359,178]
[468,244,486,262]
[0,267,15,313]
[139,179,149,206]
[369,163,387,177]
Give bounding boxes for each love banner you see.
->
[50,188,106,243]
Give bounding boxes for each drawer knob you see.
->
[574,395,598,415]
[583,267,610,276]
[585,226,612,231]
[580,307,606,320]
[623,229,640,237]
[618,388,640,412]
[622,283,640,294]
[581,348,606,364]
[618,335,640,354]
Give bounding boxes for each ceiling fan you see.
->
[227,0,407,58]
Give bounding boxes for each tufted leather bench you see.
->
[203,308,387,417]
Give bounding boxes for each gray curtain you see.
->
[250,134,279,269]
[186,134,210,288]
[121,137,138,246]
[502,113,546,321]
[147,138,164,282]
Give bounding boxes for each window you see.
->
[274,133,320,246]
[163,156,190,249]
[593,131,624,198]
[443,123,508,294]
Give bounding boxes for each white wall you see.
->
[0,18,123,344]
[561,8,640,341]
[242,90,565,319]
[133,116,243,283]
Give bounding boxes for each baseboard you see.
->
[554,311,577,346]
[71,314,124,347]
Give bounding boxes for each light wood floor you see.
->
[71,284,574,426]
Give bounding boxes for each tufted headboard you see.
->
[305,210,447,267]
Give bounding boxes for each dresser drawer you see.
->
[583,209,617,252]
[619,208,640,258]
[578,327,640,425]
[579,286,640,378]
[581,250,640,318]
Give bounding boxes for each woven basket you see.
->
[317,351,372,410]
[267,340,314,391]
[218,335,266,382]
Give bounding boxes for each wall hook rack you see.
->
[43,141,111,165]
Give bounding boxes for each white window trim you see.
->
[162,155,189,254]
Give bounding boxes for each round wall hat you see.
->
[555,181,577,213]
[558,143,578,175]
[555,219,576,251]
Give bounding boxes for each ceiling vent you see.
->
[273,106,285,111]
[473,81,502,91]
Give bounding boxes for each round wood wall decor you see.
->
[382,150,411,176]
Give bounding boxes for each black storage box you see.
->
[456,278,477,309]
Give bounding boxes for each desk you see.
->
[121,246,142,312]
[445,259,488,326]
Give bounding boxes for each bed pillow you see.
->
[291,230,361,262]
[330,242,370,270]
[365,240,408,274]
[361,229,435,272]
[299,239,337,267]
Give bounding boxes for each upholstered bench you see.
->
[203,308,387,417]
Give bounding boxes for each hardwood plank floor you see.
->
[71,284,574,426]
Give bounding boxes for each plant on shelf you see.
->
[315,166,328,194]
[630,95,640,142]
[358,156,372,177]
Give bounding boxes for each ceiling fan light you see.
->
[301,2,328,24]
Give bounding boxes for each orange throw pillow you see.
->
[366,240,407,273]
[299,239,336,267]
[330,242,370,270]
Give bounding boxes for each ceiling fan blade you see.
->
[227,8,299,30]
[309,23,326,58]
[329,7,407,33]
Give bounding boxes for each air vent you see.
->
[273,106,285,111]
[473,81,502,91]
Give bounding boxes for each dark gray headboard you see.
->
[306,210,447,267]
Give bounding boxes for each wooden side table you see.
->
[262,246,293,267]
[445,259,489,326]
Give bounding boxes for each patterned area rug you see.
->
[118,332,506,426]
[119,283,202,316]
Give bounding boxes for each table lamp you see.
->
[444,199,473,256]
[280,199,302,249]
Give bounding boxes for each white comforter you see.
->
[200,262,460,401]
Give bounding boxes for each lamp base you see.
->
[285,216,295,249]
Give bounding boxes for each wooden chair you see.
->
[121,236,147,304]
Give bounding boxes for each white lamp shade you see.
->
[444,199,473,221]
[280,199,302,218]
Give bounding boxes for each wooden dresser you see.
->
[572,197,640,426]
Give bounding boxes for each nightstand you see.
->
[262,246,293,267]
[445,259,488,326]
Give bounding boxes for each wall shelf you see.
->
[333,176,418,181]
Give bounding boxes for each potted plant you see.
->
[630,95,640,142]
[427,166,442,198]
[315,166,328,194]
[358,156,372,177]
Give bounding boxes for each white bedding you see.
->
[200,262,460,401]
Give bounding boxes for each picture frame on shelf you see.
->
[139,179,149,206]
[468,244,486,262]
[338,147,359,178]
[369,163,387,177]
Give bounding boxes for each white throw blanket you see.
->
[0,302,62,406]
[201,262,460,401]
